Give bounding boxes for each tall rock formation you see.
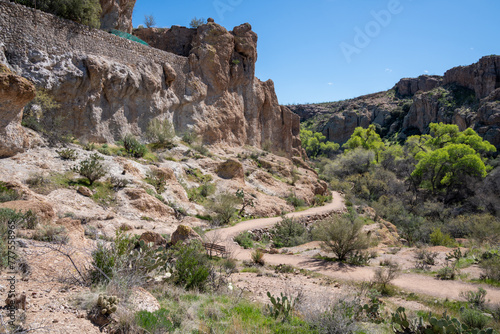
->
[99,0,136,33]
[0,1,303,158]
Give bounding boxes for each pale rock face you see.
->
[2,18,303,158]
[99,0,136,33]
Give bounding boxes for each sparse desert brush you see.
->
[72,153,108,185]
[251,249,265,266]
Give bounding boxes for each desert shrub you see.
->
[480,256,500,281]
[234,231,254,249]
[285,193,306,208]
[123,134,147,158]
[56,148,78,160]
[189,16,206,28]
[313,194,331,206]
[72,153,107,185]
[414,248,438,270]
[33,225,68,244]
[251,249,265,266]
[430,228,457,247]
[181,130,197,144]
[0,181,21,203]
[135,308,179,333]
[108,176,129,190]
[170,241,210,291]
[467,214,500,245]
[187,182,216,203]
[324,148,375,179]
[146,118,175,148]
[209,192,239,226]
[314,210,370,262]
[192,143,210,156]
[13,0,101,28]
[460,288,487,310]
[145,168,168,193]
[0,209,34,268]
[460,308,490,330]
[436,264,459,280]
[304,297,361,334]
[271,217,309,248]
[372,261,400,295]
[0,209,38,230]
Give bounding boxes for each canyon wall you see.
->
[0,1,303,158]
[290,56,500,148]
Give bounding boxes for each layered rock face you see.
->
[0,63,40,157]
[0,1,303,158]
[290,56,500,148]
[99,0,136,33]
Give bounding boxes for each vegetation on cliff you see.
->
[13,0,101,28]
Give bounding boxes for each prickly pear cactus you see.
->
[97,294,120,316]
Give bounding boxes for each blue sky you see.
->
[132,0,500,105]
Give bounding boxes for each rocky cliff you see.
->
[289,56,500,149]
[0,1,303,158]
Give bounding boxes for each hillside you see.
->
[289,56,500,149]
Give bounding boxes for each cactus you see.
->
[391,307,495,334]
[266,291,298,322]
[96,294,120,316]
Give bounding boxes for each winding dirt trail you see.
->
[207,193,500,304]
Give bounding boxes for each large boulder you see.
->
[139,231,167,247]
[170,225,202,246]
[216,159,244,181]
[0,64,40,157]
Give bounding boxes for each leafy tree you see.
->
[14,0,101,28]
[409,124,496,196]
[300,129,339,158]
[343,124,386,162]
[144,14,156,28]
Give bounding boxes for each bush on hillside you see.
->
[14,0,101,28]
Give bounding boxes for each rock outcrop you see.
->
[0,1,303,158]
[289,56,500,149]
[99,0,136,33]
[0,64,40,157]
[171,224,202,245]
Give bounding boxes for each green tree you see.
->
[343,124,386,162]
[300,129,339,158]
[409,124,496,195]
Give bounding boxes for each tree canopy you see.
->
[300,129,339,158]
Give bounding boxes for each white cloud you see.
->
[385,68,393,73]
[424,70,429,74]
[327,82,333,85]
[470,47,474,51]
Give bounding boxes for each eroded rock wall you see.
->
[0,1,303,158]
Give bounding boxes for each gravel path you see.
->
[208,193,500,304]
